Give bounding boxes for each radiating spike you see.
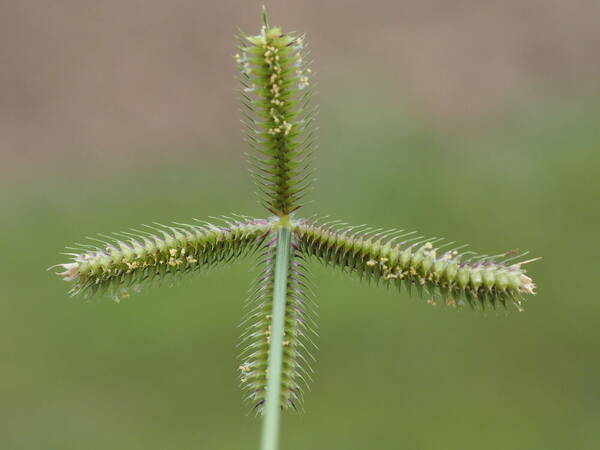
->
[292,218,538,313]
[53,218,275,301]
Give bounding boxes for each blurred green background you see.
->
[2,1,600,449]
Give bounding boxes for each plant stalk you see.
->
[260,226,291,450]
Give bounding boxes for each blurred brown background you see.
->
[2,0,599,170]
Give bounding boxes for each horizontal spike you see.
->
[292,218,538,311]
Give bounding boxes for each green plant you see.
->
[52,8,538,450]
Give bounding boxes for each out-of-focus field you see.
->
[2,90,599,449]
[2,1,600,449]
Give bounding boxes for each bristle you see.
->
[52,218,273,301]
[239,233,317,412]
[236,18,317,216]
[293,218,538,311]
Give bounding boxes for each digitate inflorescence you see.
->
[53,10,538,416]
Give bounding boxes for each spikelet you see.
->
[236,11,317,216]
[239,233,317,412]
[52,217,273,301]
[293,218,538,311]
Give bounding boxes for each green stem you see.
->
[260,226,291,450]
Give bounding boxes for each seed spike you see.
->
[294,219,538,310]
[238,13,317,216]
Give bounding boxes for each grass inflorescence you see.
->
[51,7,539,450]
